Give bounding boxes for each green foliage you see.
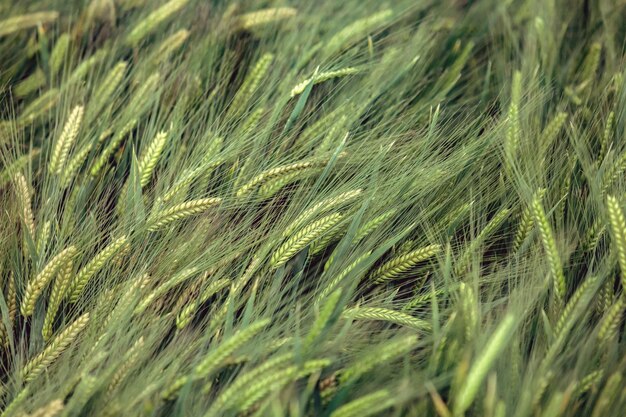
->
[0,0,625,416]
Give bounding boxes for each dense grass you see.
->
[0,0,625,416]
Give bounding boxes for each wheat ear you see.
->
[505,71,522,156]
[590,372,622,417]
[107,337,145,395]
[147,198,222,231]
[599,111,615,158]
[90,119,137,177]
[227,53,274,119]
[317,251,371,304]
[89,61,128,117]
[22,313,90,382]
[454,314,516,414]
[0,148,40,187]
[66,49,108,87]
[0,387,30,417]
[271,212,343,269]
[0,12,59,37]
[554,275,598,338]
[13,173,36,238]
[596,297,624,344]
[165,319,270,398]
[342,306,431,331]
[134,267,201,315]
[323,10,393,56]
[21,246,77,317]
[329,390,393,417]
[193,319,270,378]
[137,130,169,187]
[237,7,297,29]
[125,0,190,46]
[539,112,568,152]
[42,259,74,340]
[236,159,323,197]
[607,195,626,289]
[19,88,59,124]
[50,105,84,175]
[531,192,566,302]
[176,278,230,329]
[340,335,417,383]
[573,370,604,398]
[290,67,362,97]
[236,359,330,413]
[284,189,362,237]
[61,144,93,189]
[513,189,546,252]
[49,33,70,76]
[372,244,441,284]
[67,235,129,303]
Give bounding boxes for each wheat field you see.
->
[0,0,625,416]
